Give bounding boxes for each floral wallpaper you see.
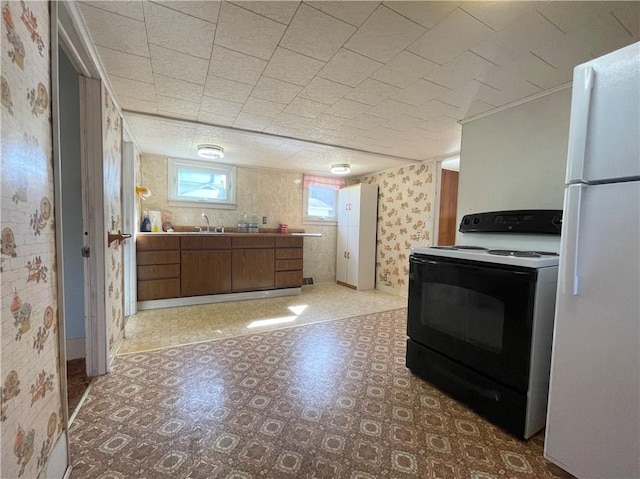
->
[1,1,64,477]
[361,161,436,297]
[103,88,124,358]
[140,156,336,283]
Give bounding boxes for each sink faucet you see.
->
[200,213,210,232]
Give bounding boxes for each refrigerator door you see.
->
[566,42,640,185]
[545,182,640,478]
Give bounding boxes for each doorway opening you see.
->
[435,157,460,246]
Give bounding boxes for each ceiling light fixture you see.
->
[330,163,351,175]
[197,144,224,159]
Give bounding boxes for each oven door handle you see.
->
[412,256,535,277]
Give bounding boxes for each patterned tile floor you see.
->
[70,307,573,479]
[120,284,407,355]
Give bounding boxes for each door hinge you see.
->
[81,246,90,258]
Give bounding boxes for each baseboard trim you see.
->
[65,338,85,360]
[137,288,302,311]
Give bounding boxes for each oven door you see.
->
[407,253,537,393]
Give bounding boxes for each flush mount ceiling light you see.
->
[197,144,224,159]
[330,163,351,175]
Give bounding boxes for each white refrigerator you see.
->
[544,42,640,478]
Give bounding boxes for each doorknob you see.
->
[108,230,132,246]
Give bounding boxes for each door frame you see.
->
[432,155,461,246]
[57,2,109,376]
[122,141,137,317]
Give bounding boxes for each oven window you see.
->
[422,283,505,353]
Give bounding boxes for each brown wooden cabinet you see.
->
[275,236,303,288]
[136,233,303,303]
[136,236,181,301]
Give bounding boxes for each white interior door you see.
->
[122,142,136,316]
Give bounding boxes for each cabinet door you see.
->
[346,226,360,287]
[181,251,232,296]
[336,226,348,283]
[232,249,275,291]
[338,188,351,227]
[347,186,361,227]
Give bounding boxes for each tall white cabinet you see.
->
[336,183,378,290]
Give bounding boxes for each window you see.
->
[303,174,345,224]
[168,158,236,208]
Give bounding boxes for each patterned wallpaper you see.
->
[103,88,124,357]
[1,1,64,477]
[139,156,336,284]
[361,161,436,297]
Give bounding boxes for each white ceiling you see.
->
[75,1,639,177]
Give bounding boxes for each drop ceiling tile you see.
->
[507,53,572,90]
[158,95,199,121]
[425,51,495,91]
[216,2,286,61]
[233,112,272,130]
[252,77,302,104]
[440,80,497,108]
[471,11,564,66]
[81,1,144,21]
[371,51,438,89]
[537,2,613,33]
[228,1,300,24]
[262,125,301,137]
[318,49,383,87]
[280,3,357,61]
[411,100,459,122]
[262,47,325,86]
[567,13,638,59]
[96,46,153,83]
[149,44,209,84]
[383,1,459,29]
[458,1,538,31]
[329,125,367,140]
[153,1,220,22]
[456,99,495,120]
[345,5,426,63]
[408,8,495,65]
[210,46,267,86]
[270,113,312,129]
[383,114,431,132]
[203,76,253,103]
[326,99,371,120]
[612,2,640,37]
[144,2,215,60]
[118,97,158,114]
[306,1,380,27]
[307,114,348,130]
[297,127,333,141]
[366,99,416,119]
[392,80,451,107]
[344,78,399,106]
[79,3,149,57]
[109,75,156,102]
[283,97,329,118]
[154,74,204,103]
[200,96,244,117]
[241,97,286,118]
[475,80,542,107]
[299,77,353,105]
[347,114,387,130]
[197,111,236,127]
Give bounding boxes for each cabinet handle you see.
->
[344,251,347,258]
[347,252,350,259]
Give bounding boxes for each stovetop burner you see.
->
[487,250,559,258]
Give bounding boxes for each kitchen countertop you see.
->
[136,231,322,237]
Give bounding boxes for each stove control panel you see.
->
[459,210,562,234]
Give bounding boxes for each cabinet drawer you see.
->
[232,236,274,249]
[137,264,180,280]
[275,236,303,248]
[181,235,232,250]
[275,271,303,288]
[275,248,303,260]
[136,235,180,251]
[137,279,180,301]
[137,251,180,266]
[275,259,303,271]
